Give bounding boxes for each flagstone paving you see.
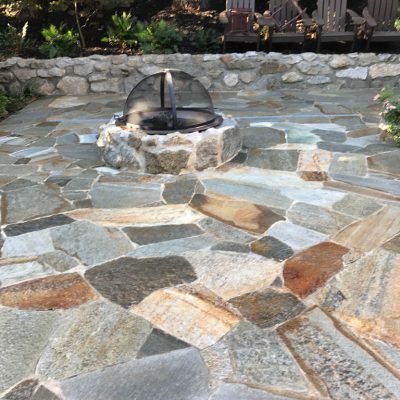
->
[0,89,400,399]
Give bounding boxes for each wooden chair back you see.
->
[367,0,398,31]
[317,0,348,32]
[226,8,253,32]
[226,0,255,11]
[268,0,305,31]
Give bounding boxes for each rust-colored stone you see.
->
[298,171,329,181]
[0,273,97,310]
[283,242,349,298]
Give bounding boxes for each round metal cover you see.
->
[119,69,222,134]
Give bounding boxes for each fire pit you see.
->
[97,69,241,174]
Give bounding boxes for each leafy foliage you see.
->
[102,11,138,49]
[395,18,400,32]
[375,88,400,145]
[191,28,219,53]
[136,20,183,54]
[39,24,79,58]
[0,22,33,56]
[0,95,10,117]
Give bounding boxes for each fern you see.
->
[101,11,138,49]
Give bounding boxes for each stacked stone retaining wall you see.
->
[1,52,400,96]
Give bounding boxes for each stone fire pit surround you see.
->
[97,115,241,174]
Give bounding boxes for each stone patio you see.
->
[0,89,399,399]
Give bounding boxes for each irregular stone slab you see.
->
[287,202,355,235]
[4,214,74,237]
[123,224,203,245]
[67,204,202,227]
[318,142,361,153]
[51,221,134,266]
[2,185,70,224]
[132,286,240,349]
[241,127,286,149]
[190,194,284,234]
[61,348,209,400]
[137,328,190,359]
[0,379,38,400]
[1,230,55,258]
[247,149,299,171]
[332,206,400,252]
[198,218,255,243]
[163,177,199,204]
[330,173,400,196]
[280,187,346,206]
[383,234,400,253]
[312,128,347,143]
[202,178,292,211]
[332,193,383,218]
[90,183,161,208]
[0,259,54,287]
[329,153,367,176]
[315,103,353,114]
[230,289,305,328]
[38,250,79,272]
[278,307,400,399]
[0,178,38,192]
[251,236,294,261]
[0,273,97,310]
[85,256,197,308]
[297,149,332,181]
[313,249,400,348]
[210,241,249,253]
[367,150,400,176]
[267,221,328,251]
[128,234,216,257]
[283,242,349,298]
[202,322,312,395]
[348,126,381,138]
[184,250,282,300]
[37,301,151,380]
[210,383,296,400]
[32,386,61,400]
[0,308,59,392]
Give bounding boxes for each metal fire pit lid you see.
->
[120,69,222,134]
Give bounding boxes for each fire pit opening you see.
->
[117,69,223,134]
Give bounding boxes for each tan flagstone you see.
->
[190,194,283,234]
[297,149,332,181]
[131,285,241,349]
[184,250,283,300]
[332,206,400,252]
[66,205,203,227]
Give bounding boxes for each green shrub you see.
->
[375,88,400,145]
[136,20,183,54]
[191,28,219,53]
[0,95,10,117]
[101,11,138,49]
[40,24,79,58]
[0,22,33,56]
[395,18,400,31]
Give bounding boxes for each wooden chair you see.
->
[312,0,365,52]
[362,0,400,50]
[219,0,262,52]
[260,0,313,51]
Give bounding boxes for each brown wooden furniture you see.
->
[362,0,400,50]
[219,0,262,52]
[312,0,365,52]
[261,0,313,51]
